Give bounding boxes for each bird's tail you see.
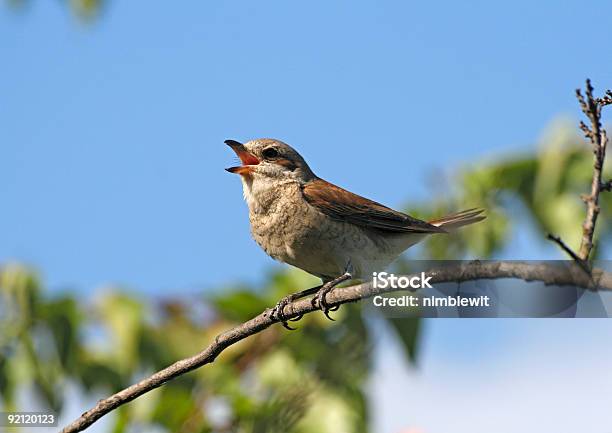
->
[428,208,486,231]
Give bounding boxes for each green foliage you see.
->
[385,318,420,363]
[0,266,375,432]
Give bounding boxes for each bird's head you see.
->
[225,138,316,184]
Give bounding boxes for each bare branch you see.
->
[574,79,610,261]
[549,80,609,265]
[60,261,612,433]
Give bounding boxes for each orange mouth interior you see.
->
[225,140,260,175]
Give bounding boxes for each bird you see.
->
[225,138,485,328]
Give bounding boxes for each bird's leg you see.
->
[271,285,322,330]
[313,261,354,321]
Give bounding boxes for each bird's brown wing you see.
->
[302,178,445,234]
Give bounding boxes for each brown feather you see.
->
[428,208,486,230]
[302,178,445,234]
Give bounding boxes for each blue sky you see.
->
[3,0,611,294]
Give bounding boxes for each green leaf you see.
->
[210,289,269,322]
[385,317,421,363]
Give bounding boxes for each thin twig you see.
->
[546,234,590,273]
[599,90,612,106]
[60,261,612,433]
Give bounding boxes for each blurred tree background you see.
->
[7,0,103,20]
[1,121,610,432]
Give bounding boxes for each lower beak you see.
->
[226,166,255,175]
[225,139,260,175]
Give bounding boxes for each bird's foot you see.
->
[270,285,322,330]
[271,295,299,330]
[313,262,353,321]
[313,285,340,321]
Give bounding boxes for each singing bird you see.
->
[225,138,485,327]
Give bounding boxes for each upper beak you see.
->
[225,139,260,175]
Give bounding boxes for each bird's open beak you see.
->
[225,139,260,175]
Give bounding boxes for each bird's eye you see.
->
[262,148,279,159]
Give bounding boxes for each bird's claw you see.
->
[312,278,346,321]
[271,295,299,330]
[313,288,337,321]
[280,321,297,331]
[323,309,336,321]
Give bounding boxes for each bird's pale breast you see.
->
[243,179,413,280]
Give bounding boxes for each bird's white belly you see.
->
[250,199,413,280]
